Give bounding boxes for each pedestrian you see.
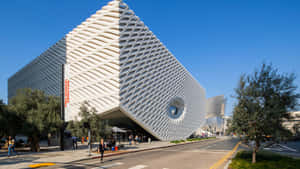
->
[81,136,84,144]
[128,135,132,145]
[12,138,17,154]
[148,137,151,144]
[98,138,105,163]
[7,136,13,157]
[72,136,77,151]
[135,135,138,145]
[75,137,78,149]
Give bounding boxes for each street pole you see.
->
[60,64,65,151]
[88,129,91,156]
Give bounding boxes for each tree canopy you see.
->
[8,88,62,152]
[231,63,299,163]
[67,101,112,142]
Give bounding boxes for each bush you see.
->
[229,151,300,169]
[170,140,185,144]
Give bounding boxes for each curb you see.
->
[83,138,219,161]
[209,141,241,169]
[29,163,56,168]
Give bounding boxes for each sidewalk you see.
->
[0,139,218,169]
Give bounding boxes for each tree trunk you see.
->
[30,135,40,152]
[47,133,51,146]
[252,140,260,164]
[252,148,256,163]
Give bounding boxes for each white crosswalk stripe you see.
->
[91,162,124,169]
[128,165,148,169]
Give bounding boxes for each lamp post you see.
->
[88,129,91,156]
[84,122,91,156]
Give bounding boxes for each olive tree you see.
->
[231,64,299,163]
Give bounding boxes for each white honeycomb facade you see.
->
[8,0,207,141]
[65,0,121,121]
[118,2,206,140]
[8,38,66,100]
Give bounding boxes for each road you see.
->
[45,138,239,169]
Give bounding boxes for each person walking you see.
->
[128,135,132,145]
[12,138,17,154]
[72,136,77,151]
[98,139,105,163]
[7,136,13,157]
[135,135,138,145]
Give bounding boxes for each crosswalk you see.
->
[80,161,170,169]
[91,162,124,169]
[128,165,148,169]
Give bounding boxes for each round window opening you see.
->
[168,97,185,119]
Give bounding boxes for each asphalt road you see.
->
[45,138,239,169]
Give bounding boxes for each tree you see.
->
[67,101,112,143]
[9,88,62,152]
[0,100,8,138]
[225,118,233,135]
[0,100,9,138]
[0,100,20,139]
[231,63,299,163]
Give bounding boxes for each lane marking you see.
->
[160,149,228,153]
[278,144,297,152]
[29,163,56,168]
[128,165,148,169]
[91,162,124,169]
[209,141,241,169]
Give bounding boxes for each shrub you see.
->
[229,151,300,169]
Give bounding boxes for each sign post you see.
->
[61,64,70,151]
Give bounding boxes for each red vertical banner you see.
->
[64,79,69,107]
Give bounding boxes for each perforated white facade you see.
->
[8,0,209,141]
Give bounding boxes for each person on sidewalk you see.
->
[128,135,132,145]
[7,136,14,157]
[81,136,84,144]
[11,138,17,155]
[98,139,105,163]
[72,136,77,151]
[135,135,138,145]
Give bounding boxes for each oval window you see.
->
[168,97,185,119]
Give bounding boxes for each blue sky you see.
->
[0,0,299,115]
